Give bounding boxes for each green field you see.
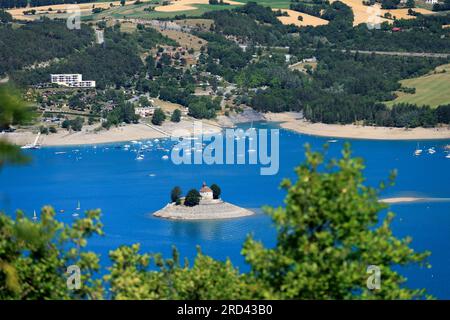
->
[83,0,292,21]
[386,64,450,108]
[84,3,241,20]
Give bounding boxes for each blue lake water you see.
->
[1,123,449,298]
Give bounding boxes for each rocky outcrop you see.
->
[153,199,254,220]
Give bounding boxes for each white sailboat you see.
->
[72,201,80,217]
[32,210,38,221]
[21,132,41,149]
[414,143,423,156]
[428,147,436,154]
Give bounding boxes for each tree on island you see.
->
[170,109,181,123]
[151,108,166,126]
[210,184,221,199]
[120,0,126,6]
[184,189,201,207]
[171,186,182,205]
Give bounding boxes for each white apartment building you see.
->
[50,74,96,88]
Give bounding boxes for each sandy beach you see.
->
[2,120,223,147]
[275,9,329,27]
[264,112,450,140]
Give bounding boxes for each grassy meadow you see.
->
[387,64,450,108]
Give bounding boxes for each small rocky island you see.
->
[153,183,254,220]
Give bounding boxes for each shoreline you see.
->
[1,120,224,147]
[4,112,450,147]
[264,112,450,141]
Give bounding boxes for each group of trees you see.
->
[151,108,166,125]
[238,49,449,127]
[0,10,12,23]
[103,103,139,129]
[203,3,297,48]
[170,184,221,207]
[0,0,27,9]
[187,96,221,119]
[61,117,84,131]
[433,0,450,11]
[0,18,93,77]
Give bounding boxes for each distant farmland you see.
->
[387,64,450,108]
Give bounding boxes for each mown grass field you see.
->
[84,3,240,20]
[387,64,450,108]
[83,0,292,21]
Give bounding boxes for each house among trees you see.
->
[135,106,155,118]
[199,182,213,200]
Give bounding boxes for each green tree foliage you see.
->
[105,103,139,127]
[187,96,221,119]
[62,117,84,132]
[105,245,256,299]
[170,109,181,123]
[151,108,166,126]
[0,1,27,9]
[0,10,12,23]
[171,186,182,205]
[0,19,93,77]
[406,0,415,8]
[0,85,31,168]
[210,184,221,200]
[184,189,201,207]
[0,207,104,299]
[0,85,32,131]
[242,144,430,299]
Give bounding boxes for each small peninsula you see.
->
[153,183,254,220]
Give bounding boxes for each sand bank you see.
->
[275,9,329,27]
[154,0,242,12]
[2,120,223,147]
[330,0,433,26]
[264,112,450,140]
[153,199,254,220]
[380,197,450,204]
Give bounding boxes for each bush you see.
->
[170,109,181,122]
[39,126,49,135]
[171,186,182,204]
[49,126,57,134]
[210,184,221,199]
[151,108,166,126]
[184,189,200,207]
